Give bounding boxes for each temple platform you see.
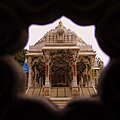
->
[25,86,97,108]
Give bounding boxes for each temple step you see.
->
[25,87,34,96]
[25,86,97,97]
[50,98,71,109]
[79,86,97,96]
[51,87,72,97]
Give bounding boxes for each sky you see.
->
[25,16,110,67]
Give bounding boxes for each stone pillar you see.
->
[95,69,100,88]
[45,62,50,87]
[42,49,51,96]
[92,57,100,87]
[28,56,32,88]
[34,66,37,87]
[89,69,93,87]
[72,62,78,96]
[44,62,50,96]
[90,56,95,87]
[72,62,77,87]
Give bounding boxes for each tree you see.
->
[14,49,28,66]
[97,57,104,70]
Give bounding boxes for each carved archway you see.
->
[32,57,45,87]
[77,61,86,84]
[77,56,91,86]
[50,60,72,87]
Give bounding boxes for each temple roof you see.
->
[29,21,94,52]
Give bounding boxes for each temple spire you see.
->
[59,20,63,27]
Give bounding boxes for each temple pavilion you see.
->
[25,21,100,99]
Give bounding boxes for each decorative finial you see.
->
[59,20,62,27]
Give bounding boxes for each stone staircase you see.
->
[50,97,71,109]
[51,87,72,97]
[78,86,97,96]
[25,86,97,108]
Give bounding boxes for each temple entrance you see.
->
[31,62,45,87]
[77,60,91,86]
[51,60,72,87]
[54,68,67,87]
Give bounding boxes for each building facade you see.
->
[26,21,100,96]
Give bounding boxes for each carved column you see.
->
[33,57,43,87]
[34,66,37,87]
[27,56,32,88]
[43,50,51,96]
[45,62,50,87]
[71,49,79,96]
[71,61,79,96]
[90,56,95,87]
[72,62,77,87]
